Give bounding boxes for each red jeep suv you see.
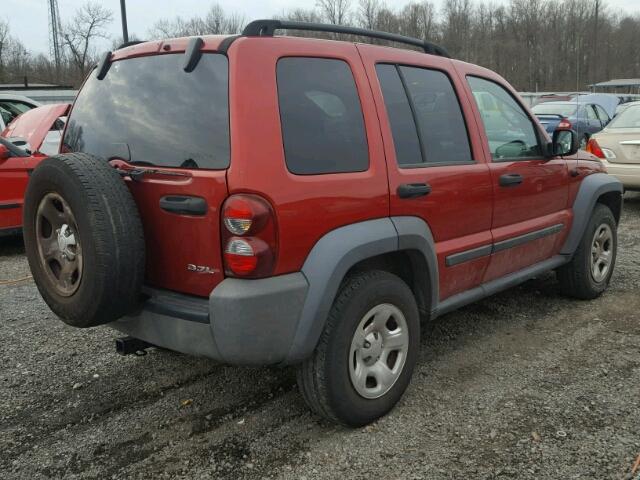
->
[22,20,623,426]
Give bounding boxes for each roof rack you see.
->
[242,20,451,58]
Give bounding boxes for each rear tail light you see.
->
[586,138,605,159]
[557,118,572,129]
[221,194,277,278]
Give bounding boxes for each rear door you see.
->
[461,71,570,282]
[62,47,230,297]
[358,45,493,301]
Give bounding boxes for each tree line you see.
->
[0,0,638,91]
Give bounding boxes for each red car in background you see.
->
[0,103,69,235]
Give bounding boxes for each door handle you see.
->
[499,173,523,187]
[159,195,208,216]
[397,183,432,199]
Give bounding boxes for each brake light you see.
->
[586,138,605,159]
[222,194,277,277]
[557,118,572,129]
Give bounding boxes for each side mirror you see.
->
[0,144,10,160]
[551,129,579,157]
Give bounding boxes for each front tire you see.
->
[557,203,617,299]
[296,270,420,427]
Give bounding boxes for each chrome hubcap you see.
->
[349,303,409,399]
[590,224,613,283]
[36,193,83,296]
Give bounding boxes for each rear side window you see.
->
[376,64,422,166]
[376,64,473,166]
[63,53,230,169]
[277,57,369,175]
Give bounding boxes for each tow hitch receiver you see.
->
[115,336,154,356]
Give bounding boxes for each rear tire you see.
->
[296,270,420,427]
[23,153,145,327]
[557,203,617,300]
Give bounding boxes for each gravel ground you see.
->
[1,193,639,480]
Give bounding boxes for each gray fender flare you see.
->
[561,172,623,256]
[284,216,438,364]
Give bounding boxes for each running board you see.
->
[433,255,569,318]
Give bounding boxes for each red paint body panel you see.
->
[226,37,389,275]
[110,161,228,297]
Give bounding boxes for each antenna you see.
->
[47,0,63,78]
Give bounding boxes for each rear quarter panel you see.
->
[226,37,390,275]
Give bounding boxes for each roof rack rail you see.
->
[242,19,451,58]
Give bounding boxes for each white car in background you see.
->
[588,103,640,191]
[0,94,40,131]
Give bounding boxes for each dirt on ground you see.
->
[1,193,639,480]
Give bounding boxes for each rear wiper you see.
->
[115,166,190,182]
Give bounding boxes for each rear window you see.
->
[608,105,640,128]
[532,103,577,117]
[276,57,369,175]
[63,53,229,169]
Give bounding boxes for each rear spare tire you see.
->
[23,153,145,327]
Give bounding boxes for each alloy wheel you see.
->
[35,193,83,296]
[590,223,613,283]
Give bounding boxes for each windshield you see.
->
[608,105,640,129]
[63,53,230,169]
[532,104,577,117]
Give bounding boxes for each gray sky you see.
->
[5,0,640,55]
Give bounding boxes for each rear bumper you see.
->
[602,160,640,190]
[110,272,309,365]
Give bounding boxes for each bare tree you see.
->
[61,2,113,76]
[148,4,245,39]
[6,0,640,92]
[317,0,352,25]
[357,0,383,29]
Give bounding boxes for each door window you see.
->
[276,57,369,175]
[594,105,610,124]
[587,105,599,121]
[375,64,422,166]
[467,76,542,160]
[0,100,35,128]
[377,64,473,167]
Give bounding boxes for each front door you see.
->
[358,45,494,301]
[462,73,571,282]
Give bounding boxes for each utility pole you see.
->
[47,0,63,79]
[120,0,129,44]
[593,0,600,83]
